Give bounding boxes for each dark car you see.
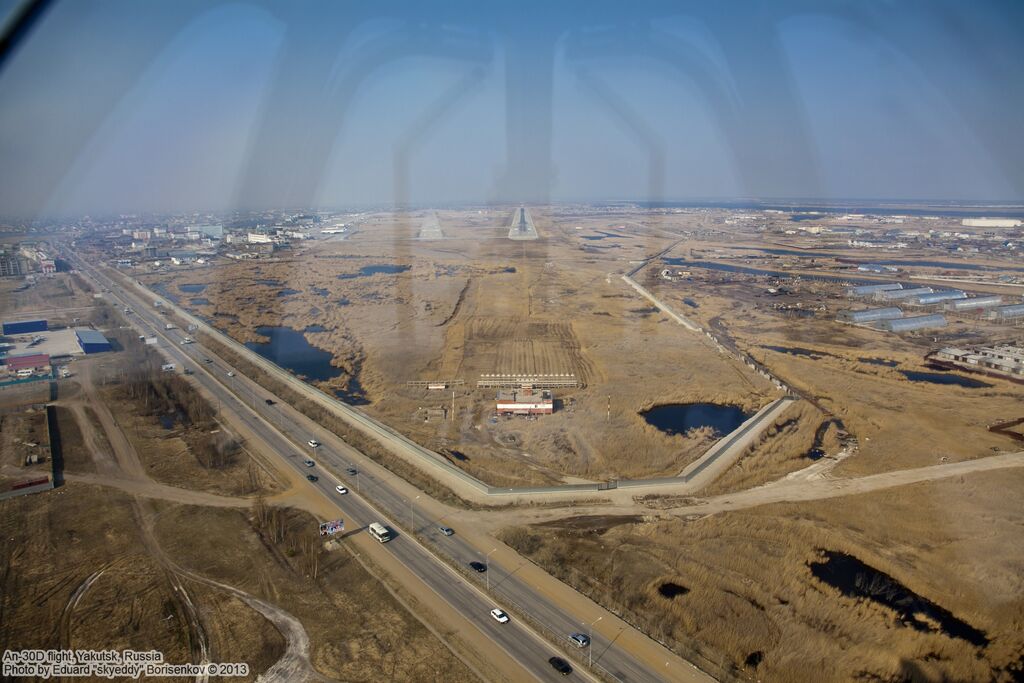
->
[265,398,275,405]
[306,474,318,482]
[346,467,358,476]
[548,657,572,676]
[469,561,486,573]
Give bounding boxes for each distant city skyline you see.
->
[0,0,1022,218]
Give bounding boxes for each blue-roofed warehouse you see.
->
[3,318,47,335]
[75,328,111,354]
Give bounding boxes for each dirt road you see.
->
[479,449,1024,528]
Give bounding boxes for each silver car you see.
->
[569,633,590,648]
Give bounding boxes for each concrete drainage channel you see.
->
[124,274,796,501]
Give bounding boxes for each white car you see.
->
[307,439,320,448]
[303,459,315,467]
[490,608,509,624]
[335,485,348,495]
[227,371,235,377]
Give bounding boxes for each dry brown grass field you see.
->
[646,242,1024,481]
[700,399,824,495]
[133,208,1024,490]
[140,209,784,487]
[0,482,475,681]
[501,467,1024,682]
[153,502,477,681]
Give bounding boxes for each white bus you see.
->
[368,522,393,543]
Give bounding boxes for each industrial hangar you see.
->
[1,317,111,375]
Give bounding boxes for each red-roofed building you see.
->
[495,388,554,415]
[5,353,50,373]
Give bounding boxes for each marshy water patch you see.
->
[243,326,368,404]
[641,403,751,437]
[859,357,899,367]
[804,418,845,459]
[629,307,660,316]
[900,370,991,388]
[809,550,988,647]
[657,582,690,599]
[337,264,411,279]
[178,283,208,293]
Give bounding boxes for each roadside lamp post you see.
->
[588,616,602,668]
[486,548,498,591]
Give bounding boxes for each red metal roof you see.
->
[5,353,50,370]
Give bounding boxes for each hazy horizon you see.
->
[1,0,1022,218]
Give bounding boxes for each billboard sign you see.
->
[319,519,345,537]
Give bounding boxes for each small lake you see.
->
[683,298,698,308]
[150,283,179,304]
[178,283,208,293]
[900,370,991,388]
[244,326,368,404]
[276,288,300,297]
[804,418,845,459]
[810,550,988,646]
[641,403,750,437]
[190,298,210,306]
[310,287,329,297]
[337,264,410,280]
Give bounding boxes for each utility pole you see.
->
[588,616,603,668]
[486,548,497,591]
[451,390,455,422]
[606,394,610,421]
[409,495,419,532]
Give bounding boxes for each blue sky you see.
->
[0,0,1022,217]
